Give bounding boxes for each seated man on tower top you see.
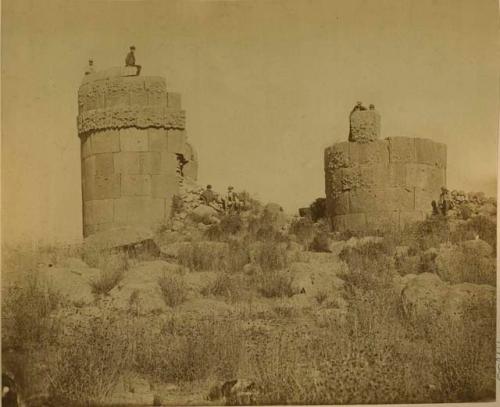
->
[125,46,142,76]
[350,101,367,115]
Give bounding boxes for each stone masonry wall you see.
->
[324,137,447,231]
[78,68,198,237]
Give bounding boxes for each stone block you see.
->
[151,174,179,199]
[331,215,346,231]
[161,152,178,174]
[81,136,92,158]
[95,153,114,176]
[387,163,407,187]
[340,167,363,191]
[85,175,121,200]
[104,78,130,108]
[400,211,426,228]
[83,199,114,225]
[114,197,165,225]
[359,164,390,189]
[165,197,174,220]
[325,169,344,197]
[350,187,414,213]
[114,152,161,175]
[83,156,96,179]
[324,142,350,171]
[388,137,415,163]
[167,93,182,109]
[147,88,167,106]
[167,129,187,153]
[349,140,389,165]
[326,192,349,216]
[121,175,152,196]
[120,128,149,151]
[349,110,381,142]
[183,160,198,180]
[91,130,120,154]
[414,187,439,212]
[127,77,148,106]
[343,213,367,231]
[406,164,445,191]
[365,211,399,231]
[415,138,447,168]
[149,128,169,151]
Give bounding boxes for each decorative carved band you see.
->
[77,106,185,135]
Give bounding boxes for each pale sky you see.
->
[2,0,499,244]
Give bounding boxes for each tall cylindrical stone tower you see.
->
[324,106,447,231]
[77,67,198,237]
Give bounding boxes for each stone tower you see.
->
[324,105,447,231]
[77,67,198,237]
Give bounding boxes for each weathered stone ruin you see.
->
[324,104,447,231]
[78,67,198,237]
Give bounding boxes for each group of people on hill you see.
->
[85,45,142,76]
[200,185,243,213]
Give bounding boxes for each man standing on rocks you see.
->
[438,187,452,216]
[125,46,141,76]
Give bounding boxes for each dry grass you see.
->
[157,274,188,307]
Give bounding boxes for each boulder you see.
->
[460,239,493,257]
[400,272,495,321]
[109,261,181,314]
[84,227,159,257]
[289,262,345,299]
[38,265,100,305]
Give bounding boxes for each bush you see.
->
[158,274,188,307]
[451,216,497,254]
[256,270,296,298]
[289,218,315,246]
[48,315,134,405]
[3,271,63,347]
[135,317,244,383]
[254,242,288,272]
[90,267,125,296]
[309,232,331,252]
[177,242,227,271]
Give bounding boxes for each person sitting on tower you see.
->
[125,46,142,76]
[350,101,367,115]
[84,59,95,75]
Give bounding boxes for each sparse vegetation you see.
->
[2,197,496,405]
[158,274,188,307]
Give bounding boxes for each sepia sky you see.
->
[2,0,499,244]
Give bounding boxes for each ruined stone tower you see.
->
[77,67,198,237]
[324,105,447,231]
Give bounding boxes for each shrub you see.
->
[177,242,227,271]
[48,315,134,405]
[90,267,125,296]
[254,242,288,272]
[289,218,315,246]
[135,317,244,383]
[451,216,497,254]
[158,274,188,307]
[256,271,296,298]
[3,271,63,347]
[309,232,331,252]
